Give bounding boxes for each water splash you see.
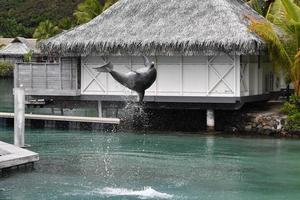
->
[97,187,173,199]
[118,95,151,131]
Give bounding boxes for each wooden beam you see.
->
[0,112,120,124]
[23,89,81,96]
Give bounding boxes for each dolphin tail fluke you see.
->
[137,91,145,103]
[94,62,113,73]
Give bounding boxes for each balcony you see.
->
[14,58,80,96]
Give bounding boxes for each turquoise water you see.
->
[0,79,14,113]
[0,128,300,200]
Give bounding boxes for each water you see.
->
[1,128,300,200]
[0,79,14,113]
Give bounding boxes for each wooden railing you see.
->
[14,58,80,96]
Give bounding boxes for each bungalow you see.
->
[0,37,42,64]
[14,0,285,124]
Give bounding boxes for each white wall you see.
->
[240,54,280,96]
[260,54,281,93]
[81,54,241,98]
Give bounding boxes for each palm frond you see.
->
[281,0,300,48]
[247,0,264,15]
[74,0,103,24]
[103,0,118,11]
[249,18,293,72]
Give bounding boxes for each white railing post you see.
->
[207,109,215,131]
[14,63,19,88]
[14,85,25,147]
[98,101,103,117]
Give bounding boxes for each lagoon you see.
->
[0,127,300,200]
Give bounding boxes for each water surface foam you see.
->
[98,187,173,199]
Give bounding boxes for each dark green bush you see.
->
[0,62,14,77]
[282,95,300,132]
[286,113,300,131]
[289,95,300,108]
[281,102,298,115]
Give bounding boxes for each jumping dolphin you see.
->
[94,56,157,102]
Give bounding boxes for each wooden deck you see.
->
[0,112,120,124]
[0,141,39,169]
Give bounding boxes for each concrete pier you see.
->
[14,87,25,147]
[0,141,39,169]
[207,109,215,131]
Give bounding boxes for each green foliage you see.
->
[58,17,73,30]
[281,101,298,115]
[0,0,118,37]
[281,95,300,131]
[33,20,60,40]
[0,17,31,37]
[0,0,82,37]
[74,0,103,24]
[286,113,300,131]
[103,0,119,10]
[246,0,265,15]
[0,62,14,77]
[74,0,118,24]
[248,0,300,96]
[24,50,34,63]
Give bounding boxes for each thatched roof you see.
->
[0,37,39,56]
[0,38,14,48]
[40,0,266,56]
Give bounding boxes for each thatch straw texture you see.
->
[40,0,266,56]
[0,37,39,56]
[0,38,14,48]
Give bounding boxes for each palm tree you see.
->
[249,0,300,96]
[103,0,119,10]
[33,20,60,40]
[246,0,275,16]
[74,0,118,24]
[58,17,74,30]
[74,0,103,24]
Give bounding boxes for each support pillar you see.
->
[98,101,102,117]
[14,86,25,147]
[207,109,215,131]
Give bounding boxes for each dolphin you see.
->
[94,56,157,102]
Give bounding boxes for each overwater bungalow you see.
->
[14,0,285,118]
[0,37,41,64]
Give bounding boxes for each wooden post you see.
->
[14,86,25,147]
[98,101,103,117]
[207,109,215,131]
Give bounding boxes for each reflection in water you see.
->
[0,78,14,112]
[205,137,215,155]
